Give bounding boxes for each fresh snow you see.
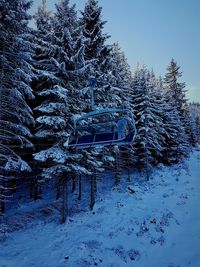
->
[0,148,200,267]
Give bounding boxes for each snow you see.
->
[1,148,200,267]
[34,148,82,164]
[5,157,31,172]
[36,116,66,128]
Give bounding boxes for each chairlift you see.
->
[66,78,136,149]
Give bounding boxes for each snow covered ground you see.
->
[0,148,200,267]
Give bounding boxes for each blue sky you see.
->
[30,0,200,102]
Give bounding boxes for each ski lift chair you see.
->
[67,109,136,149]
[65,77,136,149]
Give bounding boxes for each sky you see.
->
[30,0,200,102]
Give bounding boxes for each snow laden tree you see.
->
[31,0,59,198]
[80,0,113,118]
[162,101,190,163]
[51,0,89,113]
[164,58,193,147]
[81,3,130,108]
[0,0,34,212]
[80,0,116,186]
[164,59,187,117]
[188,102,200,144]
[80,2,129,118]
[108,43,134,174]
[154,81,188,164]
[34,0,52,34]
[33,0,91,219]
[195,116,200,143]
[109,42,132,105]
[145,68,189,164]
[146,70,170,163]
[80,0,111,80]
[131,67,166,178]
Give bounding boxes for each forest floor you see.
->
[0,147,200,267]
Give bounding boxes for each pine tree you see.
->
[164,58,187,117]
[109,42,132,105]
[161,97,189,163]
[34,0,52,34]
[195,116,200,143]
[164,59,193,144]
[51,0,89,113]
[80,0,111,79]
[164,59,190,156]
[81,2,134,168]
[32,0,91,207]
[0,0,34,212]
[131,67,165,178]
[108,43,134,172]
[188,103,200,145]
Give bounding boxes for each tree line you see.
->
[0,0,200,219]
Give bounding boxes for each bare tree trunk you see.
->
[145,148,150,181]
[127,157,131,182]
[29,179,34,199]
[12,179,17,193]
[90,175,95,210]
[146,165,150,181]
[56,180,61,199]
[61,178,68,223]
[115,153,120,186]
[0,180,6,214]
[0,200,5,214]
[38,184,42,198]
[71,175,76,193]
[34,183,39,200]
[94,171,97,193]
[78,175,82,201]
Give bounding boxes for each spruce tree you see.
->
[164,59,192,142]
[195,116,200,143]
[131,67,164,178]
[33,0,90,198]
[164,58,187,116]
[0,0,34,212]
[81,0,111,79]
[164,59,190,155]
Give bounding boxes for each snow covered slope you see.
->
[0,148,200,267]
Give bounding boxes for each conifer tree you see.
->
[164,59,190,154]
[0,0,34,211]
[131,67,165,178]
[164,58,187,116]
[195,115,200,143]
[109,43,132,105]
[33,0,90,197]
[81,0,111,79]
[164,59,192,141]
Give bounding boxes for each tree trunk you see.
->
[78,175,82,201]
[71,175,76,193]
[0,179,5,213]
[115,153,120,186]
[29,179,34,199]
[38,184,42,198]
[146,167,150,181]
[94,171,97,193]
[127,157,131,182]
[0,200,5,214]
[56,180,61,199]
[90,175,95,210]
[34,181,39,200]
[61,178,68,223]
